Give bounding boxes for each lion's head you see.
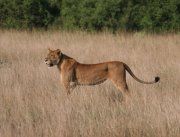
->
[44,48,61,67]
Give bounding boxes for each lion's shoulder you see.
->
[62,59,77,70]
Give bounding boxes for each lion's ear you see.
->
[56,49,61,55]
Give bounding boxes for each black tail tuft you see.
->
[155,76,160,82]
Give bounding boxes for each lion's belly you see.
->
[75,64,108,85]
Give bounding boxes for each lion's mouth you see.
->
[45,61,54,67]
[47,63,53,67]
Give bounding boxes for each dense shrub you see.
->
[0,0,60,29]
[0,0,179,32]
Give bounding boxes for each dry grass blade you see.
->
[0,30,179,137]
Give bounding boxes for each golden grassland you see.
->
[0,30,179,137]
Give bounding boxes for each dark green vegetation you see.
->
[0,0,179,32]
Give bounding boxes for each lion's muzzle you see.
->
[44,58,54,67]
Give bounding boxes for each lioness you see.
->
[45,49,160,101]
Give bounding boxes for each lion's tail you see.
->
[124,63,160,84]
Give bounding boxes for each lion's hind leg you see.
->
[110,72,131,104]
[112,80,129,94]
[115,82,131,104]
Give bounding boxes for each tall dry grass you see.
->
[0,30,179,137]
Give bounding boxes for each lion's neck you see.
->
[56,53,73,71]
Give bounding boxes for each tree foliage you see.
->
[0,0,179,32]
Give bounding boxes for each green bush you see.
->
[0,0,179,32]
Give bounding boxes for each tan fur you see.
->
[45,49,160,102]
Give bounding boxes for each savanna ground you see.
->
[0,30,179,137]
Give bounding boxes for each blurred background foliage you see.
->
[0,0,179,32]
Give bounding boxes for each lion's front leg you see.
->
[60,73,70,95]
[61,73,75,95]
[62,80,71,95]
[64,82,77,95]
[70,82,77,91]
